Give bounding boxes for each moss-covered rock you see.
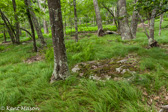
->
[72,53,140,81]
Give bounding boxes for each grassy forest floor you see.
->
[0,21,168,112]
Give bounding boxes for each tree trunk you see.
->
[130,0,139,39]
[73,0,78,42]
[159,14,163,36]
[148,9,158,47]
[24,0,37,52]
[48,0,69,83]
[148,19,150,26]
[117,1,120,33]
[43,20,49,34]
[37,0,49,34]
[93,0,104,36]
[64,19,66,37]
[138,14,150,39]
[101,4,118,29]
[0,9,15,44]
[3,29,7,42]
[27,0,46,46]
[113,7,116,25]
[12,0,20,44]
[118,0,133,40]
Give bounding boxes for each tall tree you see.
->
[148,9,157,46]
[3,28,7,43]
[101,3,118,29]
[138,9,158,47]
[12,0,20,44]
[73,0,78,42]
[159,0,164,36]
[27,0,46,46]
[0,9,16,44]
[117,1,120,33]
[48,0,69,83]
[93,0,104,36]
[130,0,139,39]
[159,14,163,36]
[37,0,49,34]
[118,0,133,40]
[24,0,37,52]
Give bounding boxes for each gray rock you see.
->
[72,65,80,73]
[104,75,111,80]
[89,75,101,80]
[117,59,128,63]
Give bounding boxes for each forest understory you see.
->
[0,21,168,112]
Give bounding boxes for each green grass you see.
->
[66,25,117,35]
[0,21,168,111]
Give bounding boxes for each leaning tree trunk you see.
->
[93,0,104,36]
[48,0,69,83]
[12,0,20,44]
[3,29,7,43]
[117,2,120,33]
[73,0,78,42]
[159,14,163,36]
[101,4,118,29]
[130,0,139,39]
[0,9,15,44]
[27,0,46,46]
[24,0,37,52]
[118,0,133,40]
[138,14,150,39]
[148,9,158,47]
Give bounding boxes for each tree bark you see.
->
[0,9,15,44]
[3,29,7,42]
[148,9,157,46]
[24,0,37,52]
[113,7,116,25]
[64,20,66,37]
[73,0,78,42]
[12,0,20,44]
[101,4,118,29]
[118,0,132,40]
[93,0,104,36]
[43,20,49,34]
[27,0,46,46]
[37,0,49,34]
[130,0,139,39]
[48,0,69,83]
[138,14,150,39]
[159,14,163,36]
[117,1,120,33]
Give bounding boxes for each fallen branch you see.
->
[105,30,119,35]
